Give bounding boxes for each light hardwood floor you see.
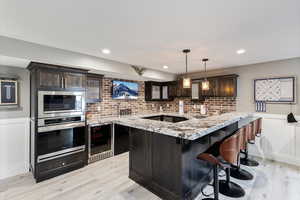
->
[0,153,299,200]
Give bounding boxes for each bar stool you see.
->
[198,130,245,199]
[229,127,253,180]
[256,118,262,137]
[240,120,259,166]
[218,132,245,198]
[197,154,220,200]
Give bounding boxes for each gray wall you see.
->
[186,57,300,115]
[0,65,30,119]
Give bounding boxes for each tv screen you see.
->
[112,80,139,99]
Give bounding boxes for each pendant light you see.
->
[202,58,210,91]
[182,49,191,89]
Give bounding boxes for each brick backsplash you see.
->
[86,77,236,120]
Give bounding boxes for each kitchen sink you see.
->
[142,115,189,123]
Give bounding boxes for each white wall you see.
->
[0,118,29,179]
[0,65,30,119]
[249,113,300,166]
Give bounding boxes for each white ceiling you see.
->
[0,0,299,74]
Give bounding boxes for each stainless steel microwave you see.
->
[38,91,85,118]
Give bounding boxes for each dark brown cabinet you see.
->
[29,62,87,91]
[86,74,103,103]
[194,74,238,97]
[200,78,219,97]
[218,75,237,97]
[64,72,86,89]
[38,68,63,90]
[114,124,129,155]
[145,81,175,101]
[176,78,191,98]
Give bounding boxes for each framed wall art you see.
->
[254,77,295,103]
[0,80,18,105]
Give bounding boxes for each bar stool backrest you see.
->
[257,118,262,135]
[220,131,240,164]
[250,122,256,141]
[239,127,246,151]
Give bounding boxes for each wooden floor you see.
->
[0,153,300,200]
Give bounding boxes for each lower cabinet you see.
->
[114,124,130,155]
[35,152,85,182]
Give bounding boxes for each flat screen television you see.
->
[112,80,139,99]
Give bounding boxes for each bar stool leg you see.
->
[230,154,253,180]
[240,149,259,167]
[219,168,245,198]
[202,165,219,200]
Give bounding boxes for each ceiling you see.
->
[0,0,299,74]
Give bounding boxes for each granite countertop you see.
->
[88,112,254,140]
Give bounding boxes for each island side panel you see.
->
[129,128,152,186]
[129,127,182,200]
[181,135,212,199]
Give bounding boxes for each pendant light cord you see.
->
[185,54,188,73]
[204,60,206,76]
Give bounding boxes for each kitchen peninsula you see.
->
[88,112,253,200]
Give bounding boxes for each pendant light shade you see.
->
[183,77,191,88]
[202,78,210,91]
[202,58,210,91]
[182,49,191,89]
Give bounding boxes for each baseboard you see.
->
[249,152,300,167]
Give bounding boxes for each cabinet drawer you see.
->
[36,152,85,182]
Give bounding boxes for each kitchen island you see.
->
[88,112,254,200]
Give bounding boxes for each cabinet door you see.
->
[162,85,169,99]
[152,85,161,100]
[86,75,102,103]
[201,78,218,97]
[38,69,63,90]
[64,72,86,90]
[218,76,237,97]
[177,79,191,97]
[129,128,152,180]
[168,81,177,99]
[191,83,199,99]
[114,125,130,155]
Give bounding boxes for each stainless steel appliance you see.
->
[88,124,113,163]
[38,91,85,118]
[37,115,86,163]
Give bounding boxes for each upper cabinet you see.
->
[218,75,237,97]
[200,78,219,97]
[86,74,103,103]
[28,62,88,91]
[195,74,238,97]
[38,68,63,90]
[64,72,86,89]
[145,81,175,101]
[176,78,191,98]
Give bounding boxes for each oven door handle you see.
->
[38,122,86,133]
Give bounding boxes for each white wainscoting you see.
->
[249,113,300,166]
[0,117,30,179]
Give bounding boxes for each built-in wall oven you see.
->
[38,91,85,118]
[37,115,86,163]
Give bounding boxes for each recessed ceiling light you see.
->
[163,65,168,69]
[236,49,246,54]
[102,49,111,54]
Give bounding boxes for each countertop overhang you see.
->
[88,112,259,140]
